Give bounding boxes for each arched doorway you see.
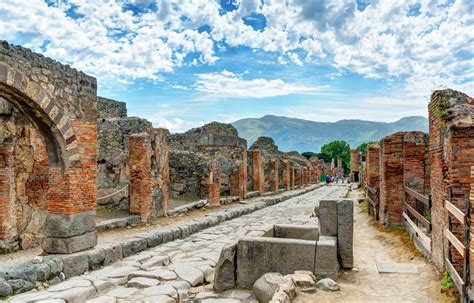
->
[0,41,98,254]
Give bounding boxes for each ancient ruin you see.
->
[0,39,473,303]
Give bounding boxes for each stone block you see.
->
[314,236,338,280]
[42,231,97,254]
[121,238,147,258]
[237,236,316,289]
[61,253,89,279]
[43,212,96,238]
[317,200,338,236]
[103,244,122,266]
[86,248,105,270]
[337,199,353,269]
[273,224,319,241]
[213,241,237,292]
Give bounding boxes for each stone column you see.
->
[291,166,296,189]
[250,150,264,194]
[239,150,248,199]
[208,160,221,206]
[428,89,474,270]
[282,159,290,190]
[350,150,360,182]
[129,130,170,222]
[271,160,279,193]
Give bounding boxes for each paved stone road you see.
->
[7,185,348,303]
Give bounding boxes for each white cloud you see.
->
[194,71,327,98]
[0,0,471,97]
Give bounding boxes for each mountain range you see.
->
[232,115,428,153]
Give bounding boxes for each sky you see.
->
[0,0,472,133]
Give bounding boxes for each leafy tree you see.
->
[316,152,332,163]
[301,151,318,159]
[321,140,351,174]
[357,141,379,154]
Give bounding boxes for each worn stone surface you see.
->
[237,236,316,289]
[213,241,237,292]
[317,200,338,236]
[253,272,283,303]
[315,278,340,291]
[314,236,339,280]
[337,199,353,269]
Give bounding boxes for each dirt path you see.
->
[295,187,457,303]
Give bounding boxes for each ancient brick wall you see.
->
[168,122,247,197]
[229,150,248,199]
[128,129,170,221]
[207,160,221,206]
[379,133,405,226]
[250,149,264,194]
[0,41,98,253]
[403,132,430,194]
[429,89,473,269]
[366,143,380,215]
[97,113,152,209]
[97,97,127,119]
[282,159,290,190]
[350,150,361,182]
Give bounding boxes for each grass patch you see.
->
[441,271,454,291]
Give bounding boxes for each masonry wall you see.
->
[168,122,247,198]
[379,133,405,226]
[350,150,360,182]
[429,89,474,269]
[128,129,170,221]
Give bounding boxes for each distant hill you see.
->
[232,115,428,152]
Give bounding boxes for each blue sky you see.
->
[1,0,472,132]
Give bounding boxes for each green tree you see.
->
[357,141,379,154]
[321,140,351,174]
[301,151,318,159]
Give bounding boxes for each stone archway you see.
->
[0,41,98,254]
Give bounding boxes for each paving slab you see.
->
[376,262,419,274]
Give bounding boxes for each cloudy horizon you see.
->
[1,0,472,132]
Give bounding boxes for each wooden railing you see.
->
[444,187,470,302]
[403,185,431,255]
[365,182,379,220]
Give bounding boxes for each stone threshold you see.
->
[0,184,324,299]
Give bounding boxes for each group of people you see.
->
[325,175,350,184]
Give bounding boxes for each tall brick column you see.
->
[291,166,296,189]
[379,133,405,225]
[270,160,279,193]
[403,132,429,194]
[350,150,360,182]
[250,150,264,194]
[0,142,14,243]
[207,160,221,206]
[366,143,381,214]
[428,89,474,269]
[129,129,169,221]
[282,159,290,190]
[239,150,248,199]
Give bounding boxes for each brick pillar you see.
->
[350,150,360,182]
[42,120,98,254]
[208,160,221,206]
[250,150,264,194]
[239,150,248,199]
[129,130,169,221]
[291,166,295,189]
[0,142,14,242]
[366,143,381,217]
[428,89,474,269]
[271,160,279,193]
[282,159,290,190]
[379,133,405,226]
[403,132,429,194]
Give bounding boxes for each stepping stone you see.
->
[173,265,204,286]
[376,262,419,274]
[141,285,178,298]
[127,277,160,288]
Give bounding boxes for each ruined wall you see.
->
[428,89,474,269]
[128,129,170,221]
[379,133,405,226]
[169,150,209,198]
[350,150,360,182]
[97,97,127,119]
[366,143,380,205]
[403,132,430,194]
[97,115,153,208]
[168,122,247,198]
[0,41,98,254]
[0,100,49,252]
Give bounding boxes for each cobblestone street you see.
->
[6,185,348,303]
